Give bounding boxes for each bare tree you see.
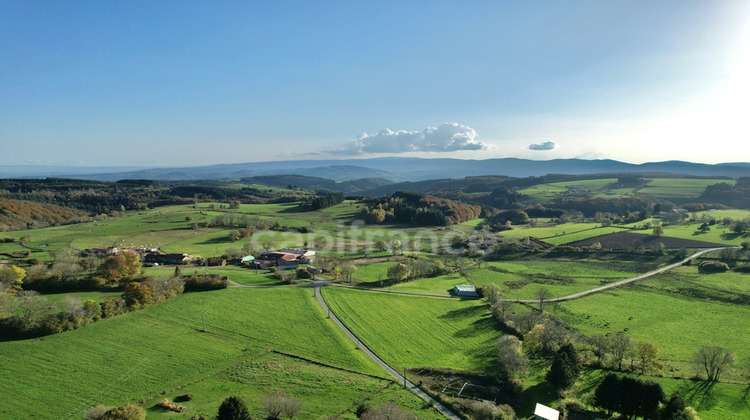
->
[536,287,552,312]
[338,263,357,284]
[589,334,610,366]
[693,346,736,381]
[609,332,633,371]
[263,390,303,419]
[491,300,512,322]
[361,402,416,420]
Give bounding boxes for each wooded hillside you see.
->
[0,198,91,231]
[361,191,482,226]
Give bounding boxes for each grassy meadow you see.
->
[322,287,501,372]
[0,287,384,419]
[146,352,443,420]
[517,177,733,204]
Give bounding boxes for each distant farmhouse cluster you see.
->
[81,246,316,270]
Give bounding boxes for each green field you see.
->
[146,352,443,419]
[629,221,750,246]
[517,177,732,203]
[638,178,735,198]
[0,287,383,419]
[322,287,501,372]
[382,253,657,299]
[142,265,282,286]
[549,264,750,379]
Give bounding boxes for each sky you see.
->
[1,1,749,168]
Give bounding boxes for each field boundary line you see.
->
[270,350,393,381]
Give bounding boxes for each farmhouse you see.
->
[206,258,227,267]
[452,285,479,298]
[82,247,121,257]
[279,248,316,263]
[250,249,314,269]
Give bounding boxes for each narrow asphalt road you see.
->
[512,247,725,304]
[314,286,462,420]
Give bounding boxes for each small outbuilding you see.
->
[452,285,479,298]
[534,403,559,420]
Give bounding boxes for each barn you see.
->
[452,285,479,298]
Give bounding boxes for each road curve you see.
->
[511,247,726,304]
[314,286,462,420]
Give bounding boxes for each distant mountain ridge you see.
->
[5,157,750,182]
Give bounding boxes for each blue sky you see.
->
[1,1,748,167]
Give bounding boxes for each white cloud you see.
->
[334,122,486,155]
[529,141,556,151]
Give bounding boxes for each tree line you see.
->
[0,253,226,339]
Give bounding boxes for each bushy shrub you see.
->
[174,393,194,402]
[698,260,730,273]
[183,273,229,291]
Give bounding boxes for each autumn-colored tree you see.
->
[93,253,142,286]
[0,265,25,293]
[637,342,663,374]
[122,282,153,308]
[387,262,411,282]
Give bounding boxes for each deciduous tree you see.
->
[535,287,551,312]
[693,346,736,381]
[361,402,416,420]
[496,335,529,382]
[0,265,25,293]
[637,342,663,374]
[338,263,357,283]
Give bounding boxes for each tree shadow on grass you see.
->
[197,236,232,245]
[279,205,313,214]
[519,381,557,417]
[682,380,718,410]
[453,315,499,339]
[438,304,487,321]
[578,367,606,394]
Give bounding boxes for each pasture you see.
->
[0,287,383,419]
[146,352,443,419]
[322,287,501,372]
[516,177,731,203]
[373,253,659,300]
[548,264,750,381]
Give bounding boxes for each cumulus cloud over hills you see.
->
[529,141,556,151]
[334,122,486,155]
